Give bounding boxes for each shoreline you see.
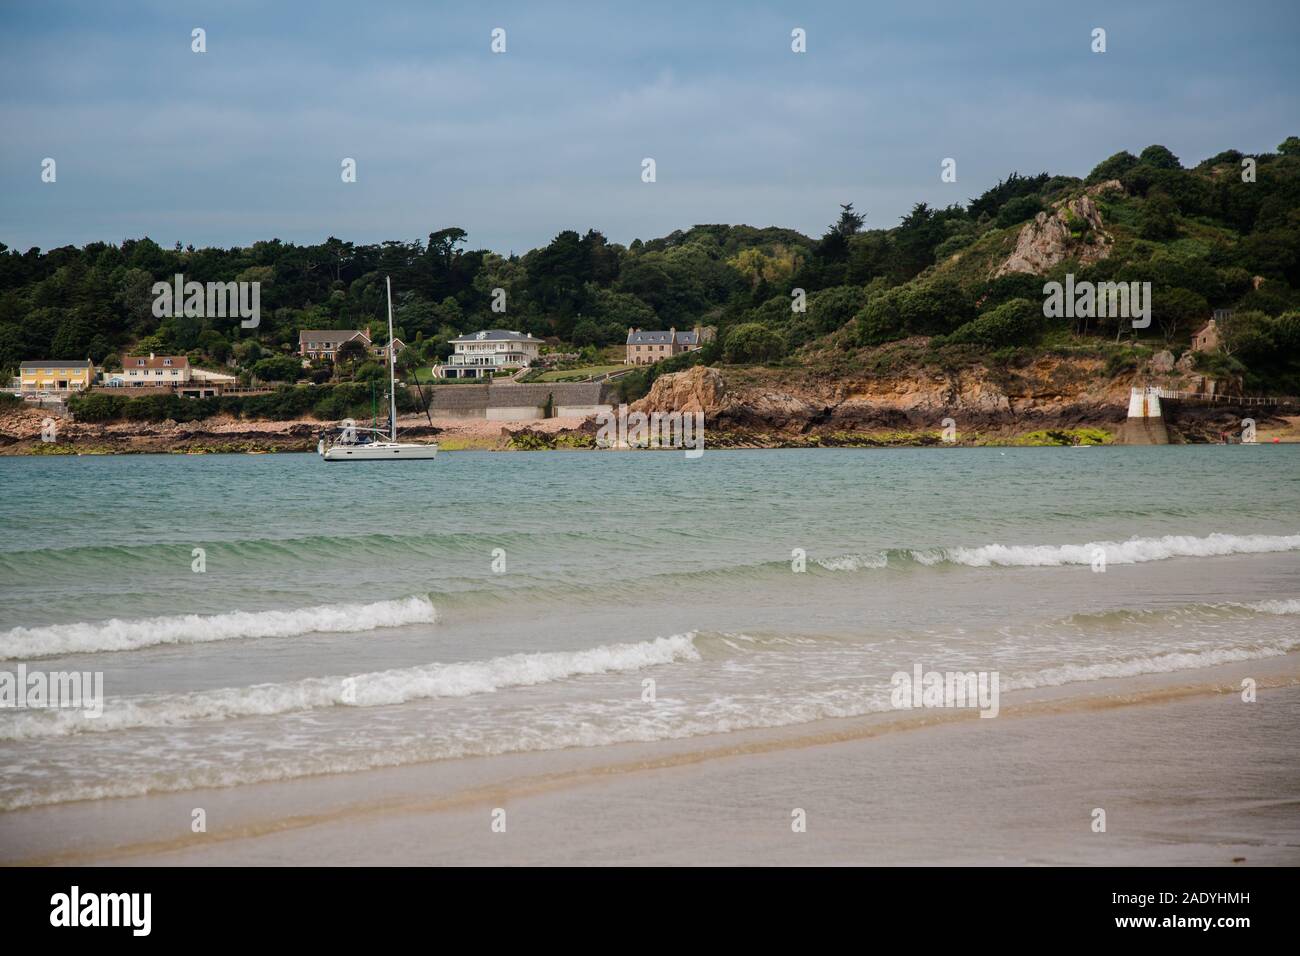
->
[3,414,1299,455]
[5,653,1297,866]
[3,395,1297,454]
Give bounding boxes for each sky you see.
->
[1,0,1297,256]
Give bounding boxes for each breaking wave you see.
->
[0,596,437,659]
[0,632,701,739]
[813,532,1300,572]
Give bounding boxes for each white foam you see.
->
[929,533,1300,568]
[1005,641,1300,690]
[5,632,1298,810]
[0,596,438,659]
[816,553,888,571]
[0,632,701,739]
[1248,599,1300,615]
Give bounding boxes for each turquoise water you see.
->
[1,446,1298,809]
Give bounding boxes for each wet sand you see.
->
[5,655,1297,866]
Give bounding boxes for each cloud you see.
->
[1,0,1297,252]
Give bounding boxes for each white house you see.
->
[435,330,545,379]
[116,353,191,386]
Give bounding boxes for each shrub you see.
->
[68,392,128,422]
[1103,351,1140,378]
[855,292,905,346]
[1085,151,1138,185]
[251,356,304,382]
[724,323,787,363]
[996,194,1044,228]
[947,298,1044,347]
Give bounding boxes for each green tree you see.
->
[996,194,1044,228]
[251,356,303,382]
[1139,145,1182,170]
[335,338,367,367]
[947,298,1044,347]
[1140,190,1179,240]
[1085,151,1139,185]
[1216,309,1270,357]
[724,323,786,363]
[1153,287,1208,343]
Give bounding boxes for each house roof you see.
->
[449,329,544,344]
[20,359,94,369]
[627,329,699,346]
[122,354,190,369]
[299,330,370,344]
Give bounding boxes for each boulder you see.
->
[631,366,725,414]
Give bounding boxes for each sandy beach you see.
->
[5,655,1296,867]
[4,447,1297,869]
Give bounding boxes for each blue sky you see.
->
[1,0,1297,255]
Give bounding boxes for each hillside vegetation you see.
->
[2,137,1298,399]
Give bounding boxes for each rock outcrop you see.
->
[623,357,1142,440]
[1149,350,1177,373]
[630,365,725,414]
[1085,179,1124,198]
[996,195,1112,277]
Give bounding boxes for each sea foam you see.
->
[814,532,1300,572]
[0,632,701,739]
[0,596,437,659]
[934,533,1300,567]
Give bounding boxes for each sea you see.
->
[1,446,1298,812]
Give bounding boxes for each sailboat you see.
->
[318,276,439,461]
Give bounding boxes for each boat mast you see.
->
[386,275,398,442]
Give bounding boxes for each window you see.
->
[164,358,172,366]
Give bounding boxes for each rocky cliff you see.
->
[995,187,1116,277]
[620,355,1298,445]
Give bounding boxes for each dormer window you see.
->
[164,358,172,366]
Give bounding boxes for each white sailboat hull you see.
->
[321,441,438,461]
[318,276,439,463]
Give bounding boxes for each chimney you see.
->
[149,352,155,360]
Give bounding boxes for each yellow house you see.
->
[18,359,96,391]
